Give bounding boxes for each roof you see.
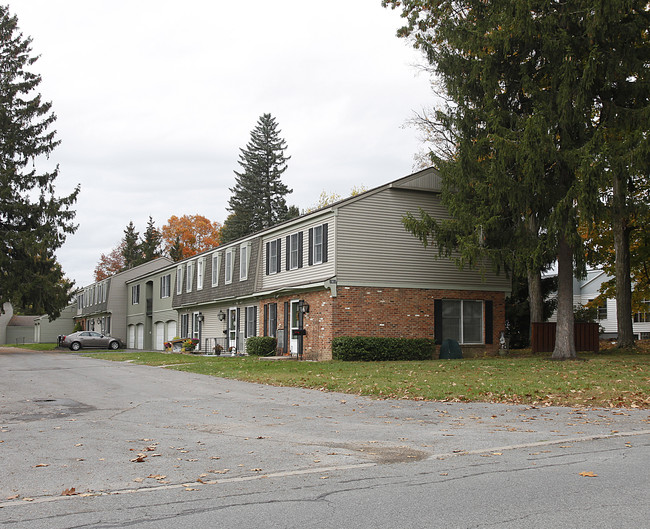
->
[8,315,36,327]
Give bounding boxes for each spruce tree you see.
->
[0,6,79,319]
[121,221,140,269]
[222,114,294,243]
[140,216,162,263]
[384,0,649,358]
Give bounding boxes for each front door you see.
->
[228,308,238,352]
[290,300,300,355]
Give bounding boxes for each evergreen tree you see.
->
[168,235,183,262]
[140,216,162,263]
[222,114,293,243]
[384,0,649,358]
[0,6,79,319]
[121,221,140,269]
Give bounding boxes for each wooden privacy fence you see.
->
[531,322,600,353]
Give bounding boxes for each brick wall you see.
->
[258,286,506,361]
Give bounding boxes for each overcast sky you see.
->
[9,0,434,287]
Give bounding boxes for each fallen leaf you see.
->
[6,494,19,500]
[579,471,598,477]
[491,452,503,456]
[147,474,166,480]
[143,445,157,452]
[185,488,198,491]
[320,476,329,479]
[33,463,49,468]
[133,478,144,483]
[209,469,230,474]
[130,454,147,463]
[74,443,83,447]
[61,488,78,496]
[250,468,263,472]
[23,498,34,502]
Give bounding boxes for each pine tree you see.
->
[222,114,293,243]
[0,6,79,319]
[121,221,140,269]
[384,0,650,358]
[140,216,162,263]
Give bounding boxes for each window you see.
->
[186,261,194,292]
[160,274,171,298]
[266,238,281,275]
[286,233,302,270]
[264,303,277,337]
[103,282,108,302]
[240,243,249,281]
[180,313,189,338]
[211,252,221,287]
[633,301,650,323]
[225,249,234,284]
[308,223,328,265]
[441,300,483,344]
[176,266,183,295]
[131,284,140,305]
[245,306,257,338]
[197,258,205,290]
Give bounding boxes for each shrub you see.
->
[246,336,278,356]
[332,336,435,361]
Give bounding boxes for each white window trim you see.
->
[197,258,205,291]
[186,261,194,293]
[132,284,140,305]
[442,299,484,345]
[269,239,279,275]
[176,265,183,295]
[211,251,221,287]
[289,233,299,270]
[225,248,234,284]
[312,225,323,265]
[240,242,251,281]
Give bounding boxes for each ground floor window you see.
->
[245,306,257,338]
[441,300,484,344]
[264,303,277,337]
[180,313,189,338]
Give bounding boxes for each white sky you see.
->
[9,0,434,287]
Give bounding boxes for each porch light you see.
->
[218,310,226,322]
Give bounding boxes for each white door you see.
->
[167,320,177,341]
[136,324,144,349]
[128,325,135,349]
[155,322,164,350]
[290,300,300,355]
[228,308,238,352]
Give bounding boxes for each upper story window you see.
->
[212,252,221,287]
[266,238,281,275]
[225,248,234,284]
[186,261,194,292]
[240,243,250,281]
[286,233,303,271]
[176,265,183,295]
[160,274,171,299]
[197,258,205,291]
[308,223,329,265]
[131,284,140,305]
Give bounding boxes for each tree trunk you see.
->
[552,236,576,359]
[612,172,635,348]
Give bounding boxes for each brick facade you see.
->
[259,286,506,361]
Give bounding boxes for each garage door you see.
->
[128,325,135,349]
[167,320,177,341]
[155,322,165,350]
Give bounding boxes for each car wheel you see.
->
[109,341,119,350]
[70,342,81,351]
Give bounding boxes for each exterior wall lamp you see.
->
[218,310,226,322]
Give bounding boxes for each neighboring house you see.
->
[34,303,77,343]
[0,302,14,344]
[74,258,173,344]
[549,268,650,340]
[125,264,178,350]
[171,167,511,360]
[5,314,35,345]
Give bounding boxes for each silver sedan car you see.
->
[60,331,123,351]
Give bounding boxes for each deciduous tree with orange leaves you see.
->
[162,215,222,260]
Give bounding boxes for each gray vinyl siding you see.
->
[260,215,335,291]
[34,304,76,343]
[335,187,511,292]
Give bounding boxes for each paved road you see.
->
[1,349,648,528]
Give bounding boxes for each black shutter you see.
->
[322,223,329,262]
[253,307,257,337]
[298,232,303,268]
[263,304,268,337]
[236,308,241,349]
[265,242,270,275]
[308,228,313,265]
[484,300,493,344]
[276,238,282,273]
[244,307,248,338]
[434,299,443,345]
[285,235,290,271]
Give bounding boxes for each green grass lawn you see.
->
[6,343,59,351]
[87,344,650,409]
